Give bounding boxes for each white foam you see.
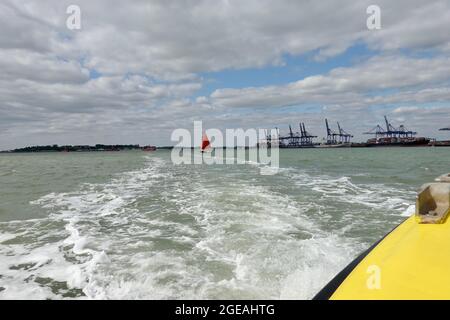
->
[1,157,172,299]
[289,171,415,214]
[401,204,415,217]
[279,235,360,299]
[0,232,17,243]
[1,154,411,300]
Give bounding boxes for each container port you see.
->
[320,119,353,147]
[363,116,430,147]
[259,115,447,148]
[2,117,449,152]
[275,123,318,148]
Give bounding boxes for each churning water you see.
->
[0,148,449,299]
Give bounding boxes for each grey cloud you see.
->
[0,49,89,84]
[1,0,450,149]
[9,0,449,77]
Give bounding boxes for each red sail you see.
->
[201,133,211,151]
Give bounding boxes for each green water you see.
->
[0,148,448,299]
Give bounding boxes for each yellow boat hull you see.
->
[315,215,450,300]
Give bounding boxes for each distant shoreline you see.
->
[2,142,450,153]
[0,144,166,153]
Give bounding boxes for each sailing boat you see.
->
[201,132,211,153]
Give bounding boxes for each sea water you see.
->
[0,148,449,299]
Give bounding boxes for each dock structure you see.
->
[325,119,339,144]
[363,115,430,146]
[433,127,450,146]
[277,122,317,148]
[259,115,439,149]
[300,122,316,145]
[325,119,353,144]
[364,115,416,139]
[337,122,353,143]
[262,129,272,148]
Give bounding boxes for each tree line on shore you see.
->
[8,144,144,152]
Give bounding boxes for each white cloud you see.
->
[207,55,450,109]
[1,0,450,149]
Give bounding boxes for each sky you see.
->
[1,0,450,149]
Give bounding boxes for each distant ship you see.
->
[366,136,430,147]
[143,146,157,151]
[430,127,450,146]
[364,116,430,147]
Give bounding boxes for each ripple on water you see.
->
[0,154,416,299]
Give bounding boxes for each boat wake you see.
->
[0,155,414,299]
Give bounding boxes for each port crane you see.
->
[263,128,279,147]
[337,122,353,143]
[364,115,416,139]
[277,122,317,147]
[300,122,317,145]
[363,124,386,138]
[325,119,339,144]
[325,119,353,144]
[262,129,269,147]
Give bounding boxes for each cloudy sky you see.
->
[1,0,450,149]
